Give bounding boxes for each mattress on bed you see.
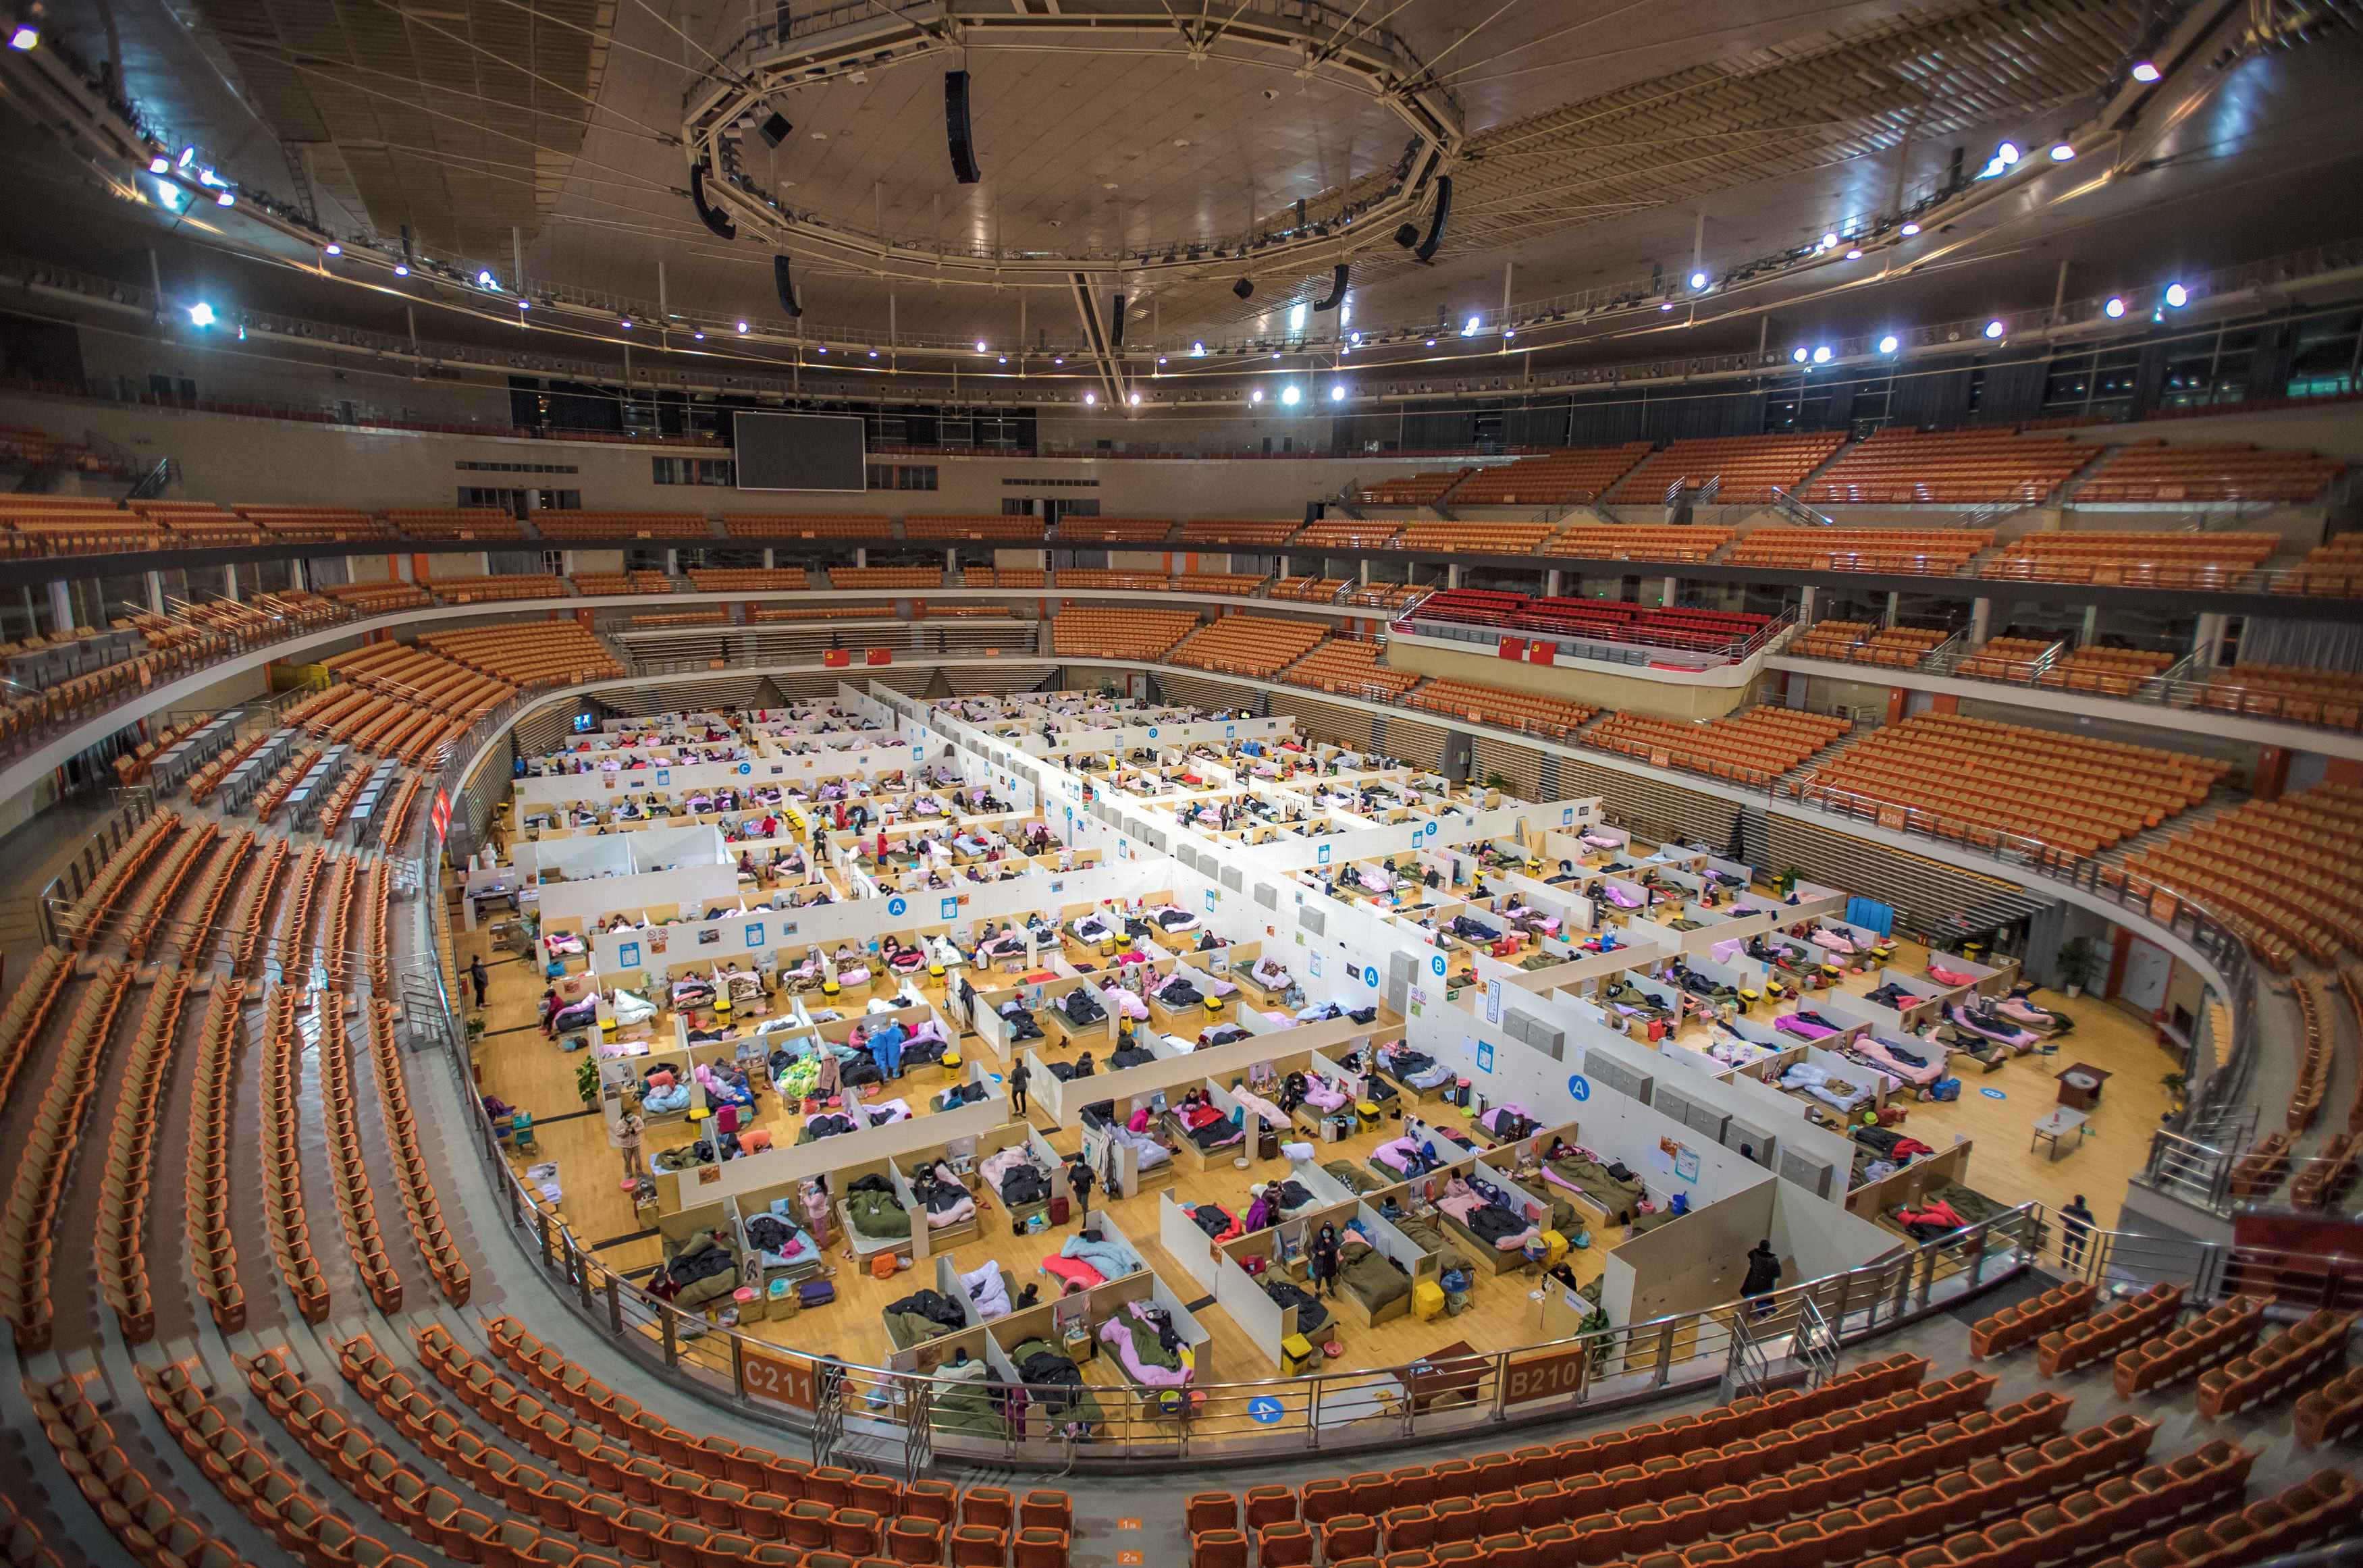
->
[1336,1239,1411,1313]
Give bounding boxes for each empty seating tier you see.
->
[1353,469,1470,506]
[383,507,526,539]
[827,567,942,592]
[570,571,677,595]
[2119,783,2363,970]
[1547,523,1735,562]
[721,513,889,538]
[1054,516,1173,542]
[1271,576,1348,601]
[1407,679,1597,738]
[423,574,571,603]
[1728,527,1992,574]
[530,510,711,539]
[1811,712,2226,860]
[1177,572,1267,595]
[1169,615,1329,677]
[1393,520,1555,553]
[2040,646,2176,695]
[1292,520,1405,549]
[318,582,435,612]
[1176,518,1298,546]
[1793,621,1948,666]
[1957,637,2065,680]
[1054,570,1169,589]
[1603,431,1845,504]
[2284,535,2363,597]
[1985,531,2280,589]
[1588,705,1847,784]
[0,959,130,1351]
[1448,443,1654,506]
[1411,588,1526,626]
[1342,581,1423,611]
[1805,426,2100,505]
[421,624,625,686]
[1508,599,1773,655]
[2202,663,2363,728]
[687,568,811,591]
[1052,608,1201,660]
[2078,439,2344,502]
[905,514,1046,540]
[1281,639,1421,697]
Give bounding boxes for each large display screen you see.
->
[733,410,866,491]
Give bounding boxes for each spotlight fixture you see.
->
[1504,328,1517,338]
[1190,342,1206,356]
[1901,222,1921,236]
[215,191,234,206]
[1281,386,1299,405]
[1271,352,1280,360]
[178,146,194,168]
[2164,282,2189,307]
[997,355,1007,363]
[1844,248,1863,260]
[2049,143,2075,161]
[1053,356,1063,364]
[1128,391,1140,406]
[1659,303,1672,312]
[2131,61,2161,82]
[148,155,169,173]
[1984,319,2006,338]
[1821,232,1838,248]
[1811,345,1832,363]
[620,318,633,329]
[1232,278,1254,300]
[944,70,982,184]
[476,269,499,290]
[517,299,531,310]
[188,302,215,327]
[1084,391,1096,406]
[1997,142,2020,164]
[1791,347,1809,362]
[1329,385,1346,402]
[394,264,409,276]
[739,321,751,333]
[691,329,702,340]
[868,350,878,358]
[975,339,987,351]
[1249,388,1263,403]
[1461,315,1481,336]
[324,242,341,256]
[9,25,36,49]
[1878,334,1899,354]
[1689,271,1709,290]
[1425,337,1436,347]
[2104,297,2127,318]
[1157,356,1167,364]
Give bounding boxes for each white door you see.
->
[2120,938,2173,1011]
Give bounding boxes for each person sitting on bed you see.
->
[1242,1185,1277,1232]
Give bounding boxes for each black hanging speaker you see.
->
[945,71,981,185]
[773,254,802,317]
[1414,175,1453,264]
[1313,263,1348,310]
[1232,278,1254,300]
[689,163,736,240]
[1109,294,1125,348]
[758,110,793,148]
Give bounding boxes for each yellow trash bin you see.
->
[1281,1333,1316,1376]
[1412,1280,1447,1323]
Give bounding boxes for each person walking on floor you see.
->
[616,1110,645,1185]
[2061,1195,2094,1267]
[1066,1158,1095,1223]
[469,954,488,1010]
[1007,1057,1030,1118]
[1741,1240,1782,1318]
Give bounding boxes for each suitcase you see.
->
[1049,1195,1070,1225]
[797,1280,834,1309]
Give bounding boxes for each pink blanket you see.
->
[1096,1302,1192,1388]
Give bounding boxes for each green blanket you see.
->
[928,1368,1007,1440]
[847,1189,911,1241]
[887,1310,951,1350]
[1323,1160,1383,1195]
[1337,1239,1411,1313]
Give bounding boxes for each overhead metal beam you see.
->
[1067,272,1127,409]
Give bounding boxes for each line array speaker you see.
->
[689,163,736,241]
[1312,263,1348,310]
[945,71,982,185]
[773,254,802,317]
[1414,175,1453,264]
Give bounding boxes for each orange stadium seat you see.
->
[1805,426,2100,506]
[1588,705,1847,784]
[384,507,528,540]
[722,513,892,538]
[1169,614,1329,676]
[1177,519,1298,547]
[1447,443,1654,506]
[1279,639,1421,697]
[1728,527,1990,574]
[2078,439,2343,503]
[1052,608,1200,659]
[1984,531,2279,590]
[1602,432,1845,505]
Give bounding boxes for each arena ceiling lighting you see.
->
[8,25,36,50]
[1689,271,1709,290]
[1330,385,1346,401]
[1811,346,1832,363]
[1248,389,1263,404]
[2105,297,2127,318]
[1084,391,1096,405]
[187,302,215,326]
[1281,386,1300,405]
[1791,347,1809,362]
[2050,144,2076,161]
[2131,61,2162,81]
[2165,282,2189,306]
[681,4,1462,285]
[1878,334,1899,354]
[1984,319,2007,338]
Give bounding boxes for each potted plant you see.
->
[464,1015,487,1044]
[2160,1071,2188,1112]
[2054,936,2099,999]
[1774,865,1803,898]
[575,1056,602,1110]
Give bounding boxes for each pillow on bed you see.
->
[647,1069,676,1089]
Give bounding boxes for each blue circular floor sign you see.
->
[1248,1396,1285,1424]
[1980,1087,2007,1100]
